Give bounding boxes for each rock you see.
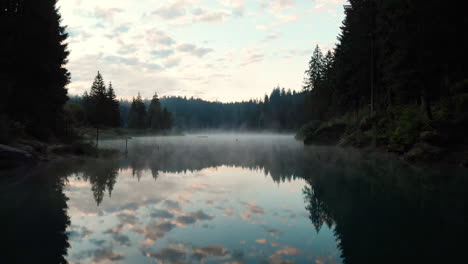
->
[0,144,36,169]
[403,142,443,162]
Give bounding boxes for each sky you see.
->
[59,0,346,102]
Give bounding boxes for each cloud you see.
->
[111,233,132,247]
[165,57,182,68]
[145,63,164,71]
[114,24,130,34]
[93,7,123,22]
[263,33,280,42]
[240,54,264,66]
[141,244,238,264]
[216,205,234,217]
[73,247,124,263]
[267,0,295,11]
[117,43,138,55]
[140,221,177,241]
[90,239,106,247]
[67,27,93,43]
[315,0,345,11]
[240,201,266,220]
[192,245,228,261]
[193,10,228,24]
[262,226,283,238]
[163,200,182,212]
[268,245,302,264]
[151,3,187,20]
[143,247,187,264]
[67,225,93,241]
[151,49,175,58]
[177,43,213,57]
[117,212,138,225]
[259,0,300,26]
[92,248,125,262]
[218,0,245,16]
[119,202,140,211]
[272,12,300,26]
[146,28,176,46]
[150,209,175,219]
[103,55,140,66]
[173,210,214,226]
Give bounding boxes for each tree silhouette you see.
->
[127,93,147,129]
[1,0,70,139]
[147,92,162,130]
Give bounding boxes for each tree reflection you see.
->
[303,184,333,232]
[301,158,468,264]
[77,159,120,205]
[3,136,467,264]
[1,166,70,263]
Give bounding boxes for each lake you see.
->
[1,134,467,264]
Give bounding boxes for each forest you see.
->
[298,0,468,163]
[1,1,468,263]
[1,0,467,163]
[69,87,305,131]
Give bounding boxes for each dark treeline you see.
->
[1,0,70,141]
[304,0,467,120]
[115,88,306,130]
[301,0,468,161]
[66,72,173,132]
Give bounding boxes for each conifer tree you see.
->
[106,82,120,127]
[85,71,108,127]
[1,0,70,139]
[304,45,324,91]
[90,71,106,99]
[147,92,162,130]
[127,93,147,129]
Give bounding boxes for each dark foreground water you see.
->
[1,134,467,264]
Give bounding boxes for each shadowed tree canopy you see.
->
[302,0,468,122]
[1,0,70,140]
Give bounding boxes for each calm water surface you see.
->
[1,134,467,264]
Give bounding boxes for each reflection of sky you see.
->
[65,165,342,264]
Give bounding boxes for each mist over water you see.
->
[2,133,467,264]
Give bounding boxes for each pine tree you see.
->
[106,82,120,127]
[127,93,147,129]
[1,0,70,139]
[85,71,108,127]
[304,45,324,91]
[147,92,162,130]
[322,51,334,80]
[90,71,106,99]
